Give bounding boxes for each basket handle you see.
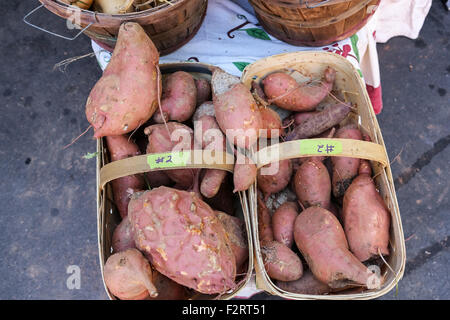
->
[99,150,235,190]
[23,4,93,41]
[255,138,389,169]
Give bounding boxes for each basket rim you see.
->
[41,0,198,19]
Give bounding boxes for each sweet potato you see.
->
[214,83,263,149]
[195,79,211,106]
[259,107,283,138]
[294,158,331,210]
[275,270,331,295]
[148,271,190,300]
[216,211,249,271]
[257,191,274,242]
[257,159,293,199]
[293,111,320,125]
[194,111,227,198]
[272,202,298,248]
[106,135,145,218]
[104,248,158,300]
[112,216,136,253]
[342,174,390,262]
[233,155,257,193]
[294,207,370,289]
[86,23,159,138]
[331,124,362,198]
[128,187,236,294]
[285,103,351,141]
[144,122,195,188]
[261,240,303,282]
[359,159,372,176]
[153,71,197,123]
[145,170,173,188]
[262,67,335,111]
[203,175,235,215]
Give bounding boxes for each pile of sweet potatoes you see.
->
[86,23,252,300]
[252,67,391,295]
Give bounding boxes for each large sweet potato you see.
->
[262,67,335,111]
[294,207,371,289]
[153,71,197,123]
[106,135,145,218]
[86,23,159,138]
[259,107,283,138]
[331,124,363,198]
[214,83,263,149]
[104,248,158,300]
[342,174,390,262]
[294,158,331,210]
[128,186,236,294]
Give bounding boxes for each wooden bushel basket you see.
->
[96,63,254,300]
[248,0,380,47]
[241,52,406,299]
[39,0,207,55]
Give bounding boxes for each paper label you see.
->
[147,152,190,169]
[299,140,343,156]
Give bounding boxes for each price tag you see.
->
[299,139,343,156]
[147,151,190,169]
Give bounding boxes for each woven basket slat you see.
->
[249,0,379,47]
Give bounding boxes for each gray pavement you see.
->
[0,1,448,300]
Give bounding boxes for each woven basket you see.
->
[96,62,254,300]
[248,0,379,47]
[241,51,406,299]
[39,0,207,55]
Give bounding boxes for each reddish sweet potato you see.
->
[153,71,197,123]
[257,191,274,242]
[285,103,351,141]
[194,111,227,198]
[112,216,136,253]
[214,83,263,149]
[86,23,159,138]
[262,67,335,111]
[216,211,249,271]
[294,158,331,210]
[275,270,331,295]
[293,111,320,125]
[128,187,236,294]
[257,159,293,199]
[145,170,172,188]
[148,271,190,300]
[104,248,158,300]
[203,175,235,215]
[342,174,390,262]
[261,240,303,282]
[359,160,372,176]
[195,79,211,106]
[294,207,370,289]
[233,155,257,193]
[272,202,298,248]
[331,124,363,198]
[259,107,283,138]
[106,135,145,218]
[144,122,195,188]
